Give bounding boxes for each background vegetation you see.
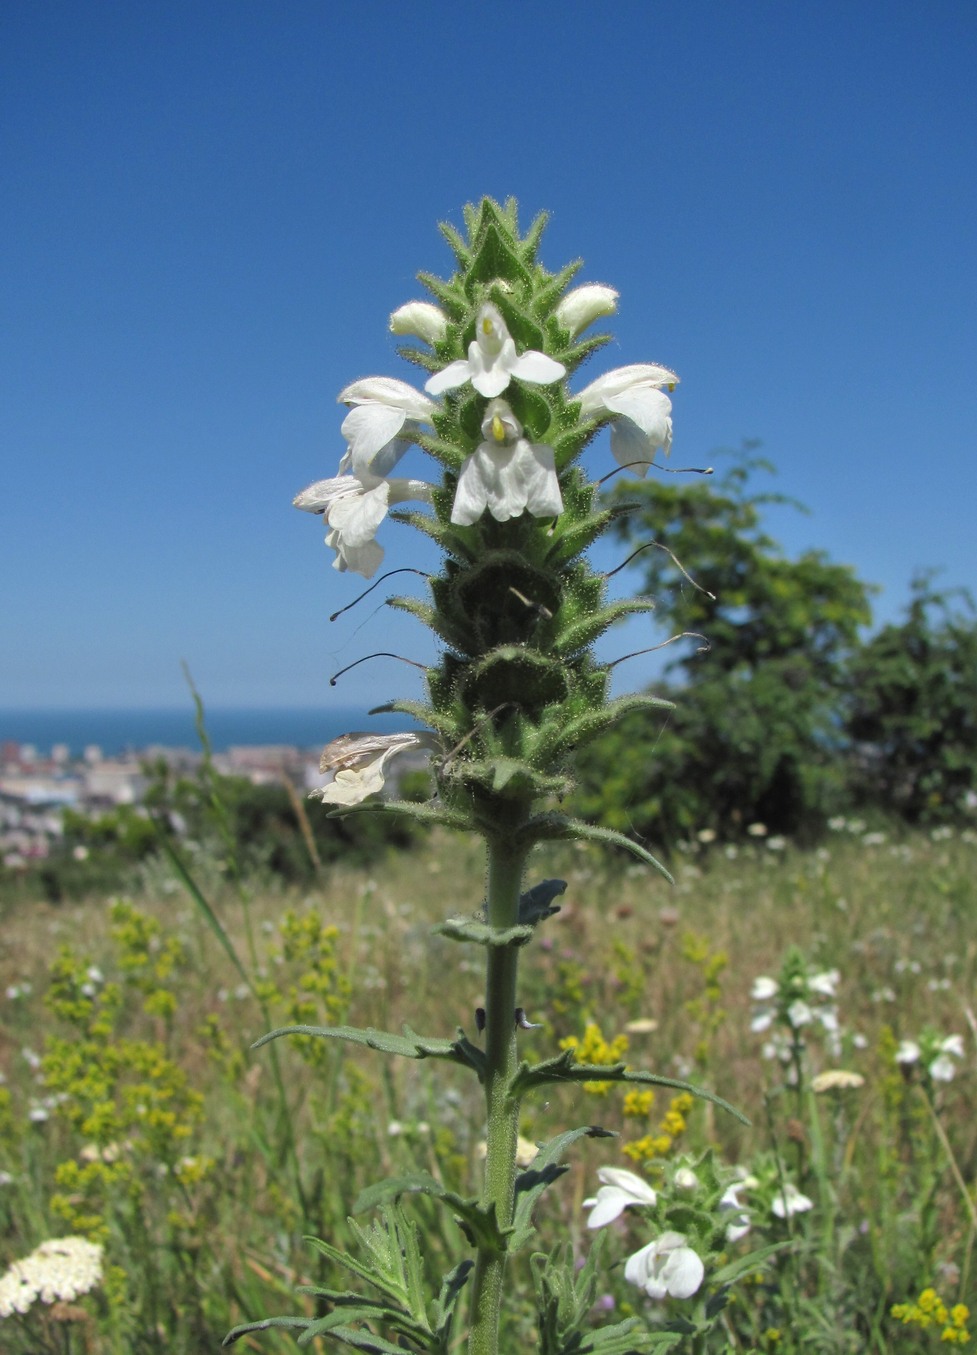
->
[2,824,975,1351]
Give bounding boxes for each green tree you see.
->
[574,449,874,843]
[846,573,977,825]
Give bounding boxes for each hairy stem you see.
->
[468,836,528,1355]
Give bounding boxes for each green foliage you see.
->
[574,449,874,842]
[846,573,977,824]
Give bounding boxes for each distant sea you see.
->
[0,708,414,759]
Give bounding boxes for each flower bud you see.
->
[389,301,448,345]
[555,284,619,337]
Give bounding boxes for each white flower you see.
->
[673,1166,699,1191]
[555,284,619,337]
[624,1231,704,1300]
[771,1182,814,1218]
[576,363,677,476]
[337,377,436,479]
[425,302,565,398]
[389,301,448,345]
[751,976,779,1002]
[310,731,437,807]
[808,969,840,998]
[450,398,563,526]
[294,472,433,579]
[0,1236,103,1317]
[583,1167,657,1228]
[720,1182,751,1243]
[896,1040,921,1066]
[787,999,813,1029]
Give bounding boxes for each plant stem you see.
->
[468,836,528,1355]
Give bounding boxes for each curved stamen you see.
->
[602,543,717,599]
[329,569,431,622]
[606,632,710,671]
[329,653,429,687]
[596,461,714,488]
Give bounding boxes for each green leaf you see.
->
[253,1023,485,1078]
[223,1315,312,1346]
[354,1174,510,1254]
[326,799,471,832]
[430,1260,474,1338]
[510,1125,615,1249]
[433,917,535,948]
[508,1050,749,1125]
[300,1325,424,1352]
[518,812,675,883]
[709,1240,788,1288]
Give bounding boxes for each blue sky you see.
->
[3,1,975,711]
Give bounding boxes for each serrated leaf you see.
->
[431,1260,474,1335]
[518,813,675,883]
[300,1325,422,1352]
[223,1315,311,1346]
[354,1174,510,1254]
[508,1051,749,1124]
[510,1125,615,1249]
[253,1023,485,1078]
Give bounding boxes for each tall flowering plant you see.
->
[226,198,742,1355]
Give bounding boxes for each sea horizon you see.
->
[0,705,415,759]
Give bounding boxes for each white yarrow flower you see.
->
[576,363,678,476]
[555,284,619,337]
[337,377,436,479]
[311,731,438,807]
[294,472,433,579]
[389,301,448,345]
[624,1231,705,1300]
[426,303,565,399]
[583,1167,657,1228]
[0,1236,104,1318]
[451,399,563,526]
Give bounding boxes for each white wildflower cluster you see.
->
[0,1236,103,1318]
[751,956,842,1061]
[581,1162,764,1305]
[896,1030,965,1083]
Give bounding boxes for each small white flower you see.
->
[771,1182,814,1218]
[751,976,779,1002]
[787,999,813,1029]
[337,377,436,479]
[808,969,840,998]
[294,472,433,579]
[310,731,438,807]
[426,303,565,399]
[555,283,619,338]
[389,301,448,345]
[583,1166,657,1228]
[624,1231,704,1300]
[451,398,563,526]
[719,1182,751,1242]
[673,1166,699,1191]
[895,1039,921,1066]
[576,363,677,476]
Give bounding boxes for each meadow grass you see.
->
[1,822,975,1352]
